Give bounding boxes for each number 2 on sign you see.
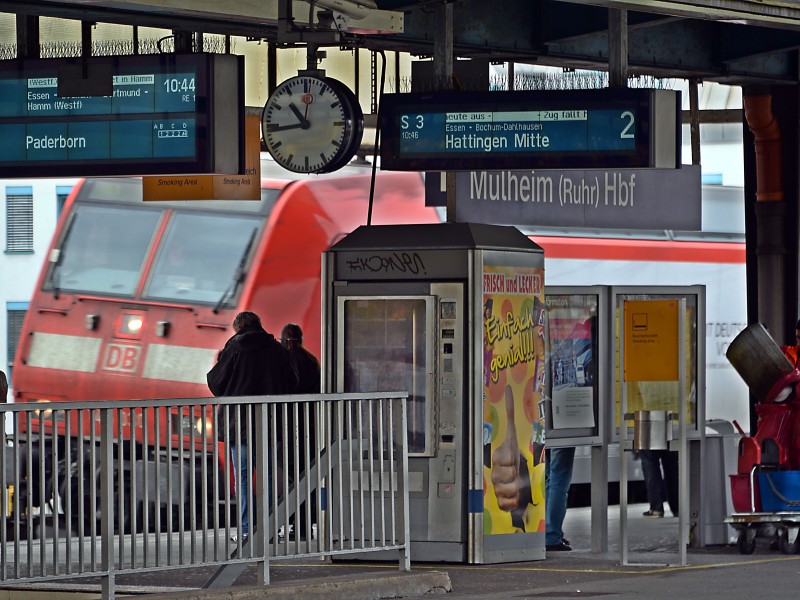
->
[619,110,634,139]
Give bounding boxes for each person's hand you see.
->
[491,385,521,511]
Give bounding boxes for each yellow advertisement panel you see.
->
[615,299,698,426]
[142,114,260,201]
[482,264,546,535]
[623,299,679,382]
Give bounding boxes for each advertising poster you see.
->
[482,263,546,535]
[547,296,597,429]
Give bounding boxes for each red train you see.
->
[13,165,441,405]
[9,163,441,524]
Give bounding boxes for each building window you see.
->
[5,186,34,253]
[56,185,73,218]
[7,302,28,379]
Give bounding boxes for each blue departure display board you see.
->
[379,88,679,171]
[0,53,244,177]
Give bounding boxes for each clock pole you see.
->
[303,42,326,79]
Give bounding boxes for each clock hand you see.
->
[267,122,305,132]
[289,103,310,128]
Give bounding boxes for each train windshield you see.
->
[142,212,261,305]
[52,204,162,296]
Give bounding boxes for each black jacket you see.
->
[207,325,299,441]
[288,346,321,394]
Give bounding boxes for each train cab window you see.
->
[143,212,261,305]
[48,205,162,297]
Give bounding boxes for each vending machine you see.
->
[322,222,546,563]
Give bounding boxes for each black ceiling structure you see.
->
[1,0,799,86]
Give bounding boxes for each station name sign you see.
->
[426,165,702,231]
[0,53,244,177]
[380,88,679,171]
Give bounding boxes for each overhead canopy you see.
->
[3,0,800,84]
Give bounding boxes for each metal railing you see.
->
[0,392,410,599]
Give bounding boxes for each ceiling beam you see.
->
[558,0,800,29]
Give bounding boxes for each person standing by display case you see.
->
[545,447,575,551]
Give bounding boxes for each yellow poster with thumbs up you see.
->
[482,264,546,535]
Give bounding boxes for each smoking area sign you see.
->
[623,299,679,381]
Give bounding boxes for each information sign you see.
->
[0,53,244,177]
[380,88,679,171]
[142,114,261,201]
[623,299,679,381]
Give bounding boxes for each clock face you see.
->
[262,75,363,174]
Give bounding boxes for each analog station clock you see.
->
[262,74,363,174]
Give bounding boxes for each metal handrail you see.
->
[0,392,410,599]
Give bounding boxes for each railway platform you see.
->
[10,502,800,600]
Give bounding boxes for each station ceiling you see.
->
[3,0,800,85]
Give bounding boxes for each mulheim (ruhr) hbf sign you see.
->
[425,165,701,231]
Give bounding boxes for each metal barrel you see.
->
[725,323,793,403]
[632,410,671,451]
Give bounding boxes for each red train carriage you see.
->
[9,165,441,527]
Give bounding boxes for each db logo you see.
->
[102,343,141,374]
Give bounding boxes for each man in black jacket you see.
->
[207,311,298,540]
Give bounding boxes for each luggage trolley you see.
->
[726,513,800,555]
[725,466,800,555]
[725,324,800,555]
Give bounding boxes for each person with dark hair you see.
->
[281,323,321,394]
[281,323,321,539]
[207,311,298,541]
[0,369,7,401]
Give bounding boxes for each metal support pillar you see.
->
[608,9,627,88]
[677,299,688,566]
[434,2,456,222]
[394,51,401,94]
[173,30,194,53]
[589,445,608,552]
[371,50,379,114]
[743,88,799,341]
[689,79,701,165]
[81,21,93,57]
[606,6,629,556]
[268,43,277,96]
[16,15,39,59]
[100,409,115,600]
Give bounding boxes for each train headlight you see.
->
[170,412,214,440]
[34,399,53,418]
[172,414,196,438]
[196,416,214,439]
[32,399,65,421]
[117,311,145,339]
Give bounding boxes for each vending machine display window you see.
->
[340,297,435,456]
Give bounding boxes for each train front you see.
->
[10,177,277,408]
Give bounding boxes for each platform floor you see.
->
[7,503,799,600]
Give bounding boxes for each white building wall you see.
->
[1,178,77,395]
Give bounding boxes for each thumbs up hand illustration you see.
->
[491,385,522,511]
